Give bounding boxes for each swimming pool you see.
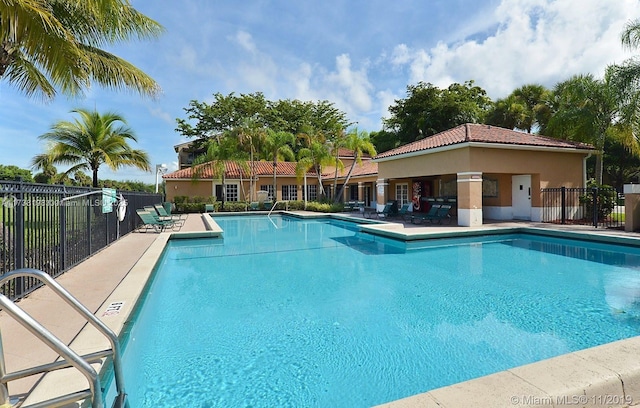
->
[106,215,640,407]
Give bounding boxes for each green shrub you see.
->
[174,195,217,213]
[304,201,342,213]
[222,202,248,212]
[579,180,616,221]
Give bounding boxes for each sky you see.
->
[1,0,639,185]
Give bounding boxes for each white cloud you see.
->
[325,54,373,112]
[232,30,258,54]
[386,0,640,99]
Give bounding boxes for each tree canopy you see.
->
[32,109,151,187]
[382,81,492,147]
[1,0,164,99]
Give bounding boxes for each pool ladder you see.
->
[0,268,126,408]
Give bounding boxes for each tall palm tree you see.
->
[295,153,315,209]
[263,129,295,201]
[297,127,333,199]
[229,118,266,201]
[546,70,640,184]
[486,84,552,133]
[32,108,151,187]
[334,129,376,203]
[192,135,249,205]
[1,0,163,99]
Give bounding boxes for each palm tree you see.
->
[334,129,377,203]
[1,0,163,99]
[32,108,151,187]
[229,118,267,201]
[297,127,334,199]
[295,153,315,209]
[546,70,640,184]
[263,129,295,201]
[192,135,249,206]
[486,84,552,133]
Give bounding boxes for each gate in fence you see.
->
[0,180,162,300]
[540,186,623,229]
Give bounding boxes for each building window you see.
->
[260,185,275,201]
[349,184,359,201]
[395,183,409,205]
[226,184,239,202]
[282,185,298,201]
[306,185,317,201]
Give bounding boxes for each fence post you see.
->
[59,200,66,270]
[561,186,566,224]
[14,179,25,297]
[592,187,598,228]
[87,202,92,256]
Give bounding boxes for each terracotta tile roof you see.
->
[337,147,372,159]
[163,161,316,179]
[374,123,595,160]
[322,160,378,180]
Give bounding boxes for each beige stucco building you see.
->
[373,123,595,226]
[163,161,324,203]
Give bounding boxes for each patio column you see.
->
[376,178,388,210]
[358,182,364,202]
[457,172,483,227]
[624,184,640,232]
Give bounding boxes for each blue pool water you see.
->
[107,216,640,407]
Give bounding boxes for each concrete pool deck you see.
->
[2,212,640,407]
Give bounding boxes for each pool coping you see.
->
[20,213,640,407]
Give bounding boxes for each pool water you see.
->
[107,216,640,407]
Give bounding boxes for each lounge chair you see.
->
[153,203,186,226]
[136,209,179,232]
[343,201,356,212]
[410,204,441,224]
[376,203,395,219]
[411,204,452,225]
[397,203,412,221]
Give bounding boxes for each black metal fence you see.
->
[0,180,162,300]
[541,186,624,229]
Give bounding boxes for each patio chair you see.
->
[410,204,441,224]
[397,202,412,221]
[136,209,179,232]
[429,204,452,224]
[205,204,215,213]
[376,203,395,219]
[153,203,186,226]
[249,201,260,211]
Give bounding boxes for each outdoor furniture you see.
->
[249,202,260,211]
[136,209,179,232]
[205,204,215,213]
[362,207,378,218]
[410,204,441,224]
[153,203,186,226]
[397,202,412,221]
[411,204,452,224]
[343,201,357,211]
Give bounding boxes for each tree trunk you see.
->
[92,168,99,188]
[272,160,277,202]
[335,162,357,203]
[595,152,604,185]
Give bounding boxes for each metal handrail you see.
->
[267,200,288,216]
[0,268,126,408]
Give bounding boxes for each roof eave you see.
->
[373,141,595,162]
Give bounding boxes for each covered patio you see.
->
[372,123,595,226]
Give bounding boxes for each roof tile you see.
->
[374,123,595,160]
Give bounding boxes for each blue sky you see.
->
[1,0,638,184]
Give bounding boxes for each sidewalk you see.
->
[0,213,207,404]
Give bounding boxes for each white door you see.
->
[512,175,532,220]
